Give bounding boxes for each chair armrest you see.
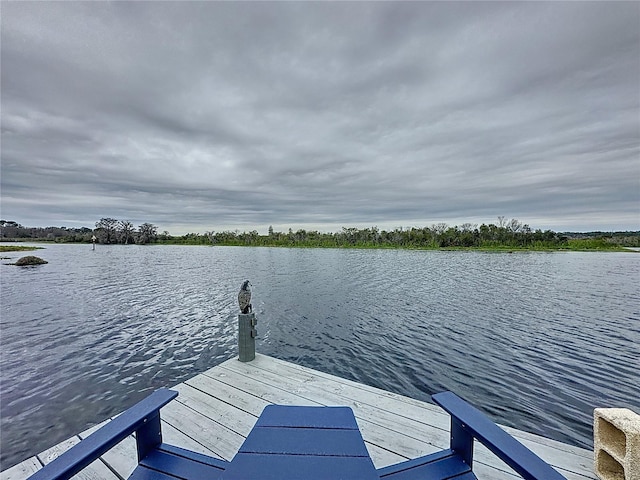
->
[432,391,566,480]
[28,388,178,480]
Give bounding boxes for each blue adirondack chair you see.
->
[26,388,566,480]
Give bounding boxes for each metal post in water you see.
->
[237,280,257,362]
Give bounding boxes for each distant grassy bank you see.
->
[181,239,631,252]
[560,238,631,251]
[181,238,629,250]
[0,238,634,252]
[0,245,42,253]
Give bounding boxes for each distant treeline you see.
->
[0,218,160,245]
[2,218,638,250]
[0,221,95,242]
[205,221,639,250]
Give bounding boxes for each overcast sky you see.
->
[2,2,638,234]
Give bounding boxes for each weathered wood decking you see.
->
[1,354,596,480]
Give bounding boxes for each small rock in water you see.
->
[15,256,48,266]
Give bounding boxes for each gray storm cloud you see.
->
[1,1,638,233]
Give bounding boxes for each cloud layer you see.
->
[2,2,639,233]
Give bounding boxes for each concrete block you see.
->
[594,407,640,480]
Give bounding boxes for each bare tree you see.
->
[119,220,135,244]
[507,218,523,233]
[137,223,157,244]
[432,223,448,235]
[95,218,118,244]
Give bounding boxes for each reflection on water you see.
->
[1,244,639,469]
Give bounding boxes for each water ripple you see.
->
[1,245,639,470]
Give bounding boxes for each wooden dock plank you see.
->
[206,371,522,480]
[257,355,593,459]
[161,395,244,461]
[216,355,596,479]
[212,362,446,456]
[77,420,137,480]
[2,354,597,480]
[264,360,597,478]
[37,437,119,480]
[0,457,41,480]
[215,360,531,480]
[186,366,409,468]
[174,383,257,437]
[160,420,224,459]
[210,361,525,479]
[215,355,595,479]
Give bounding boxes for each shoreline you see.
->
[0,241,635,253]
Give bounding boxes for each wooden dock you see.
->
[1,354,596,480]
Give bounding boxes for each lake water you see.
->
[1,244,639,470]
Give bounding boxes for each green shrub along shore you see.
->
[1,219,638,251]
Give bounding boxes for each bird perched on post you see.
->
[238,280,252,314]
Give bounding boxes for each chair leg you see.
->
[136,411,162,461]
[451,417,474,467]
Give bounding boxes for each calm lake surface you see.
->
[1,244,639,469]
